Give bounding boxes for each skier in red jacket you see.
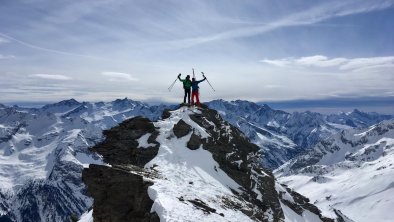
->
[191,75,207,106]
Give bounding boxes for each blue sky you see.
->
[0,0,394,111]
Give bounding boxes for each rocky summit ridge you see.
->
[81,105,350,222]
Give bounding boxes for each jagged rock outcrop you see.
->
[91,117,159,167]
[83,165,159,222]
[173,119,192,138]
[83,117,161,222]
[83,105,340,222]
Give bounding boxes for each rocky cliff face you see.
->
[82,106,345,222]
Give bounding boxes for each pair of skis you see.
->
[168,69,215,92]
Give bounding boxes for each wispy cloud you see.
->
[261,55,394,72]
[0,37,9,44]
[296,56,348,67]
[0,54,15,59]
[164,0,394,48]
[101,72,138,81]
[29,74,72,80]
[0,32,104,60]
[41,0,115,24]
[339,57,394,72]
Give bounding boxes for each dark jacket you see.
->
[178,77,192,89]
[191,78,206,92]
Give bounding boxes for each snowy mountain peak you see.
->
[82,105,344,222]
[43,98,80,108]
[350,108,362,115]
[260,103,272,110]
[40,99,82,114]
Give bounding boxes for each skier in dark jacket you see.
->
[178,74,192,104]
[191,75,206,106]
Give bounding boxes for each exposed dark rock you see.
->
[83,164,159,222]
[84,116,162,222]
[188,199,217,214]
[334,209,355,222]
[147,132,159,147]
[90,116,159,167]
[199,103,209,109]
[0,215,13,222]
[188,108,285,220]
[280,187,334,222]
[161,109,171,119]
[173,119,192,138]
[189,108,257,187]
[0,193,12,222]
[187,132,202,150]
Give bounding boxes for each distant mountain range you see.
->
[0,98,392,221]
[206,99,392,168]
[0,98,167,221]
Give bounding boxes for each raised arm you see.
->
[197,77,206,84]
[178,73,184,82]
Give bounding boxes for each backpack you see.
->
[183,79,192,89]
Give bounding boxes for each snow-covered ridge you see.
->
[147,107,250,221]
[275,119,394,222]
[81,105,347,222]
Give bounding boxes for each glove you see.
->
[178,73,181,77]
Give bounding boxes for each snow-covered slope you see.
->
[81,105,348,222]
[275,119,394,222]
[0,98,167,221]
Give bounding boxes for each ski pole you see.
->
[168,79,177,91]
[192,68,195,79]
[201,72,215,91]
[168,75,179,91]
